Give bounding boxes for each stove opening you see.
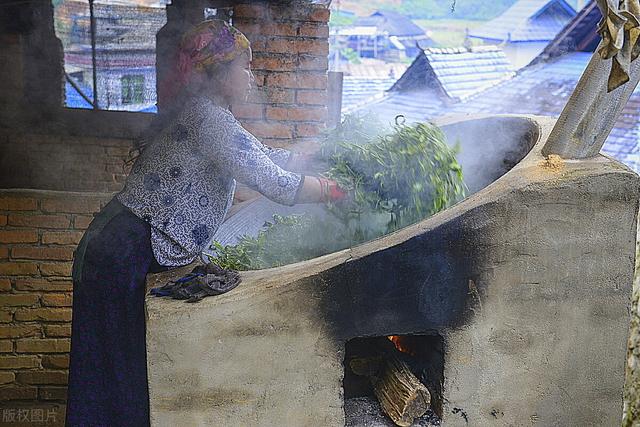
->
[343,334,445,427]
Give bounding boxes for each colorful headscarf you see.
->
[159,20,251,103]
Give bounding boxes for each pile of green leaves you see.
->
[321,115,465,237]
[208,114,466,270]
[209,214,356,271]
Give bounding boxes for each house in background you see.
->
[331,10,432,61]
[356,1,639,172]
[467,0,576,69]
[390,46,515,102]
[347,45,514,114]
[331,8,357,21]
[531,0,601,63]
[338,60,409,113]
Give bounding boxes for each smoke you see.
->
[208,114,537,268]
[439,115,537,194]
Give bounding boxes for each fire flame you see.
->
[387,335,416,356]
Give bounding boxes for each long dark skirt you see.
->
[65,198,169,427]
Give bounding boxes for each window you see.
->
[121,75,145,105]
[53,0,168,112]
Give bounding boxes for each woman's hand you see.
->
[317,177,347,203]
[295,176,347,204]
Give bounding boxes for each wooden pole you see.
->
[65,73,96,109]
[542,40,640,158]
[373,355,431,427]
[328,71,343,129]
[89,0,98,109]
[348,338,432,427]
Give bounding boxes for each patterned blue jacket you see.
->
[116,95,303,266]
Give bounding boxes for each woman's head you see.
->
[159,20,254,105]
[135,20,252,157]
[202,49,254,105]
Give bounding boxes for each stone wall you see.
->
[144,116,640,426]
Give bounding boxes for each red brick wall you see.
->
[233,1,330,150]
[0,132,133,193]
[0,190,110,422]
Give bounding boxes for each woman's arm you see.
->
[250,134,319,173]
[196,106,346,205]
[196,111,305,206]
[255,142,292,169]
[285,151,315,173]
[253,139,317,174]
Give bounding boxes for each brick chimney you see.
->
[233,1,330,149]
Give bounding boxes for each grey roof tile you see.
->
[391,46,515,101]
[354,10,426,37]
[468,0,576,42]
[341,76,396,113]
[354,52,640,172]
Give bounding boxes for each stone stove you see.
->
[145,107,640,425]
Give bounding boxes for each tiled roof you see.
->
[447,52,589,116]
[354,87,444,124]
[468,0,576,42]
[391,46,515,101]
[342,76,397,113]
[533,0,601,63]
[336,61,408,113]
[354,10,426,37]
[334,60,409,78]
[355,52,639,172]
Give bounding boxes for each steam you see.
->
[351,107,537,195]
[439,116,536,194]
[209,115,537,267]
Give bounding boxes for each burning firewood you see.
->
[349,337,432,427]
[373,355,432,427]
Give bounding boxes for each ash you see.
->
[344,396,441,427]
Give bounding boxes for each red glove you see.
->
[317,177,347,203]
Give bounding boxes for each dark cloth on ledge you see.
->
[65,198,170,427]
[150,262,241,303]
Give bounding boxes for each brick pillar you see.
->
[233,1,330,150]
[0,1,64,126]
[156,0,212,112]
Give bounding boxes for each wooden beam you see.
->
[542,40,640,158]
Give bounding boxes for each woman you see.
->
[65,20,344,426]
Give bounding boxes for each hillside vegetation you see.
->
[333,0,581,21]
